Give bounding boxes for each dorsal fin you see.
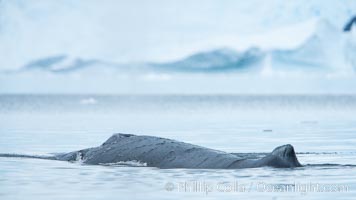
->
[271,144,302,167]
[102,133,135,146]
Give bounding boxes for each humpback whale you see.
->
[58,133,302,168]
[1,133,302,169]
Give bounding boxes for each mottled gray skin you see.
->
[56,133,302,169]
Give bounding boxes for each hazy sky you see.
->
[0,0,354,69]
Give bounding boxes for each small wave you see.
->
[305,163,356,168]
[262,129,273,132]
[296,152,338,155]
[0,153,56,160]
[300,120,318,124]
[99,160,147,167]
[74,152,84,164]
[231,152,352,157]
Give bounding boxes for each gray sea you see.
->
[0,94,355,200]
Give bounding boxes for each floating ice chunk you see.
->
[80,97,97,105]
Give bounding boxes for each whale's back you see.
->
[79,133,241,168]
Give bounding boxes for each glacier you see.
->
[5,18,355,75]
[0,0,355,94]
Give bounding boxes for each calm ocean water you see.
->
[0,94,356,199]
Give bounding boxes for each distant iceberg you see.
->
[20,55,109,73]
[150,48,265,72]
[15,48,266,74]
